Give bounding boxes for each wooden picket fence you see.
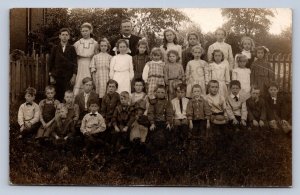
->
[9,52,292,103]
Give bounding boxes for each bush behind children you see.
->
[16,24,292,164]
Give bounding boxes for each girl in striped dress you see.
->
[90,38,112,104]
[142,48,167,97]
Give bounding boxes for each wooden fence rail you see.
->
[9,53,292,103]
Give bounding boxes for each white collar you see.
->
[89,112,99,115]
[153,60,163,63]
[84,92,90,96]
[271,97,277,100]
[242,49,251,53]
[230,93,240,99]
[122,34,131,38]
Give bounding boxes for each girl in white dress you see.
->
[186,45,209,98]
[208,49,230,97]
[160,28,182,63]
[207,28,234,71]
[73,23,99,96]
[109,39,134,94]
[232,54,251,98]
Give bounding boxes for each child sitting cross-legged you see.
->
[80,101,106,154]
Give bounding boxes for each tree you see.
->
[221,8,274,37]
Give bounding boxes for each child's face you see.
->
[242,40,252,51]
[214,52,223,63]
[120,96,129,106]
[251,89,260,99]
[268,86,278,98]
[192,48,202,59]
[136,108,144,116]
[83,81,93,93]
[168,53,177,63]
[81,27,91,39]
[25,93,35,103]
[107,83,117,94]
[100,41,108,53]
[59,31,70,43]
[238,58,247,68]
[138,45,147,54]
[192,87,202,98]
[256,49,265,59]
[134,82,144,93]
[176,89,186,99]
[209,83,219,95]
[155,88,166,99]
[188,35,198,46]
[152,53,162,61]
[165,31,175,43]
[118,42,128,54]
[59,108,68,119]
[89,104,99,113]
[46,89,55,99]
[231,85,241,96]
[64,93,74,104]
[216,30,225,42]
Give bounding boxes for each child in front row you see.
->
[36,85,60,139]
[17,87,40,139]
[81,101,106,152]
[171,83,189,149]
[186,84,212,139]
[246,86,266,129]
[226,80,248,131]
[147,85,173,150]
[265,82,292,134]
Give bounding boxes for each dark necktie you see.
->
[234,96,238,102]
[179,99,183,113]
[90,113,97,116]
[26,102,32,106]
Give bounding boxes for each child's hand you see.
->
[114,126,120,132]
[232,118,239,125]
[281,120,288,125]
[50,75,56,84]
[166,123,171,131]
[123,126,128,132]
[269,120,278,129]
[189,121,193,130]
[241,120,247,126]
[20,125,25,132]
[70,74,76,86]
[253,120,259,127]
[150,124,156,131]
[259,120,265,127]
[64,136,68,140]
[55,135,60,140]
[26,122,32,128]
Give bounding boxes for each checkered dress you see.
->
[146,61,166,96]
[90,52,112,98]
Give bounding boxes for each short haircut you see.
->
[64,90,74,96]
[215,28,227,37]
[59,28,70,35]
[250,85,260,92]
[82,77,93,85]
[175,83,187,92]
[212,49,225,62]
[230,80,241,88]
[208,80,219,88]
[236,54,248,62]
[107,79,118,89]
[187,32,199,41]
[154,84,166,92]
[89,100,99,107]
[137,39,149,54]
[25,87,37,96]
[121,19,132,26]
[134,78,145,86]
[150,47,163,61]
[192,84,202,92]
[167,49,180,62]
[120,91,130,100]
[81,22,93,31]
[98,38,111,52]
[268,82,279,89]
[116,39,129,49]
[192,45,204,54]
[45,85,56,92]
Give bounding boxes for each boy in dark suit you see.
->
[110,19,141,56]
[49,28,77,102]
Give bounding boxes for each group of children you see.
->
[17,23,292,156]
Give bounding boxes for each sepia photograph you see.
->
[9,8,292,186]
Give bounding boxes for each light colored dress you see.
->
[90,52,112,98]
[232,67,251,98]
[208,61,231,98]
[160,43,182,63]
[186,59,209,98]
[73,38,98,96]
[109,54,134,94]
[207,41,234,70]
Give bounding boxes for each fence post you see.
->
[35,54,39,92]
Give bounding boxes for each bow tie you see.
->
[90,113,97,116]
[26,102,32,106]
[234,96,239,102]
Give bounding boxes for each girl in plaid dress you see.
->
[90,38,112,103]
[142,48,167,97]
